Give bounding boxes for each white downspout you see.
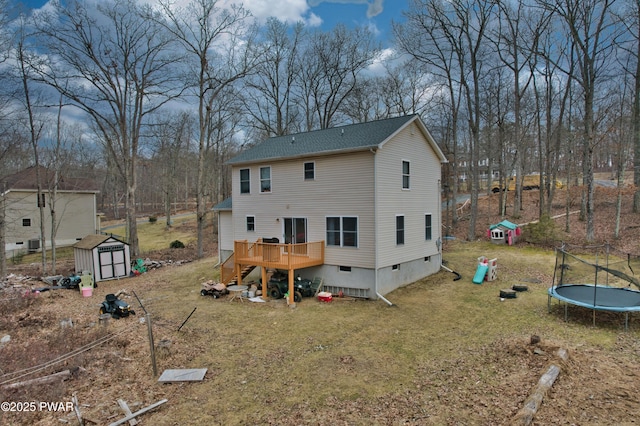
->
[371,147,393,306]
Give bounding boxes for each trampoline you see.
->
[548,245,640,330]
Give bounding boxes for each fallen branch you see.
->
[1,369,71,390]
[518,210,580,227]
[513,364,561,425]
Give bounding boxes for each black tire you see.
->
[491,187,500,193]
[269,286,282,299]
[200,289,208,296]
[512,284,529,292]
[294,291,302,303]
[60,277,71,288]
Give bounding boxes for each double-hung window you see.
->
[304,162,315,180]
[402,160,410,189]
[240,169,250,194]
[246,216,255,232]
[260,166,271,193]
[326,216,358,247]
[396,215,405,245]
[425,214,432,241]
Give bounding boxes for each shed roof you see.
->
[73,234,127,250]
[227,115,447,165]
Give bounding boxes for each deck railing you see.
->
[222,240,324,284]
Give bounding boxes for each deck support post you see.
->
[288,268,295,306]
[261,267,268,299]
[236,263,243,286]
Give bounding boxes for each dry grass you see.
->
[3,211,640,424]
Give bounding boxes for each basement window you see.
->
[339,266,352,272]
[23,219,31,227]
[392,264,400,271]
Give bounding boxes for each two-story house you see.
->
[214,115,447,303]
[2,166,100,255]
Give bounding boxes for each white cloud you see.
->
[308,0,384,18]
[240,0,315,24]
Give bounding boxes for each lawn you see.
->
[2,236,639,425]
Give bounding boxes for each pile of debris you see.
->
[136,258,193,271]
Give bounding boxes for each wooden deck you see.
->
[221,240,325,285]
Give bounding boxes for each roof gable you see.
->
[228,115,445,165]
[74,234,127,250]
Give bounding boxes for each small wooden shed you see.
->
[73,235,131,282]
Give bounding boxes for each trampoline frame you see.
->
[548,246,640,331]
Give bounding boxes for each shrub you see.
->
[11,251,25,265]
[522,215,557,245]
[170,240,185,249]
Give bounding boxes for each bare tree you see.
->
[494,0,551,216]
[395,0,465,231]
[15,15,48,273]
[298,24,379,129]
[245,18,304,137]
[540,0,622,242]
[157,0,258,258]
[615,0,640,212]
[148,112,193,228]
[32,0,184,256]
[399,0,496,240]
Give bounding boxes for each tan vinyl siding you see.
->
[4,191,97,251]
[218,211,234,252]
[375,122,442,267]
[232,150,376,268]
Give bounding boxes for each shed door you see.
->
[98,245,126,279]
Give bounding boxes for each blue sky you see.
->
[10,0,408,45]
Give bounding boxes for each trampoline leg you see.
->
[625,313,629,332]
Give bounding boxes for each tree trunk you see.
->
[0,190,6,284]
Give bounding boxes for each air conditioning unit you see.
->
[28,239,40,252]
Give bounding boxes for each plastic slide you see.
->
[472,263,488,284]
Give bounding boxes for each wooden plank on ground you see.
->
[108,399,167,426]
[117,399,138,426]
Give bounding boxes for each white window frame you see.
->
[402,160,410,189]
[240,168,250,194]
[246,215,255,232]
[304,161,315,180]
[260,166,272,193]
[326,216,359,248]
[425,213,432,241]
[396,214,405,245]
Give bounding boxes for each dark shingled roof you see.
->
[228,115,420,165]
[1,166,99,192]
[212,197,232,211]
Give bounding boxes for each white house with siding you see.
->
[213,115,447,301]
